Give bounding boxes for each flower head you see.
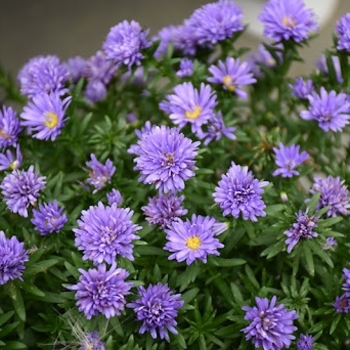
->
[176,58,194,78]
[272,143,309,177]
[342,263,350,293]
[74,202,141,265]
[31,200,67,235]
[213,162,268,221]
[68,264,132,319]
[316,55,343,84]
[322,236,338,250]
[0,231,28,285]
[0,106,21,149]
[84,50,116,84]
[20,92,71,141]
[127,283,184,341]
[259,0,318,42]
[336,13,350,53]
[241,295,298,350]
[290,77,314,99]
[1,165,46,217]
[297,334,314,350]
[164,214,227,265]
[0,145,22,171]
[153,25,180,59]
[333,293,350,313]
[84,80,107,105]
[106,189,123,206]
[79,331,105,350]
[64,56,87,83]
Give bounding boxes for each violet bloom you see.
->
[176,58,194,78]
[1,165,46,217]
[159,82,217,133]
[18,55,68,97]
[79,332,105,350]
[333,294,350,313]
[322,237,338,250]
[103,20,151,67]
[309,176,350,217]
[84,50,116,85]
[316,55,343,84]
[127,283,184,341]
[68,263,132,319]
[128,125,200,193]
[164,214,227,265]
[0,145,22,171]
[20,92,71,141]
[259,0,318,42]
[290,77,314,99]
[300,88,350,132]
[272,143,309,178]
[284,210,318,253]
[85,154,116,194]
[213,162,269,221]
[64,56,87,83]
[141,193,188,229]
[84,80,107,105]
[342,264,350,293]
[74,202,141,265]
[0,106,21,149]
[172,22,198,56]
[106,189,123,206]
[336,13,350,53]
[0,231,29,285]
[208,57,256,98]
[31,200,67,236]
[241,296,298,350]
[297,334,314,350]
[153,25,180,59]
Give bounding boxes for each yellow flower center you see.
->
[185,235,201,251]
[10,161,20,170]
[44,112,59,129]
[282,15,296,29]
[185,105,202,120]
[223,75,235,92]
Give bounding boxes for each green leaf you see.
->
[33,291,67,304]
[181,288,199,304]
[265,204,285,216]
[307,192,321,214]
[244,265,260,290]
[0,322,20,337]
[20,282,45,297]
[8,286,25,322]
[230,283,244,304]
[261,240,285,259]
[329,313,341,335]
[134,245,168,256]
[317,216,343,228]
[64,261,80,279]
[209,257,246,267]
[176,333,187,349]
[4,341,27,349]
[24,259,59,277]
[308,240,333,267]
[0,311,14,327]
[302,243,314,276]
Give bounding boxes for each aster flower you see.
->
[164,214,227,265]
[172,22,198,56]
[300,88,350,132]
[322,236,338,250]
[0,106,21,149]
[208,57,256,98]
[74,202,141,265]
[153,25,180,59]
[106,189,123,206]
[272,143,309,177]
[64,56,87,83]
[241,295,298,350]
[316,55,343,84]
[159,82,217,133]
[297,334,314,350]
[1,165,46,217]
[333,293,350,313]
[85,154,116,194]
[0,145,22,171]
[20,92,71,141]
[0,231,29,285]
[68,263,132,319]
[342,264,350,293]
[309,176,350,217]
[31,200,67,236]
[176,58,194,78]
[258,0,318,42]
[336,13,350,53]
[84,80,107,105]
[141,193,188,228]
[103,20,150,67]
[284,210,318,253]
[290,77,314,99]
[84,50,116,84]
[127,283,184,341]
[213,162,268,221]
[79,331,105,350]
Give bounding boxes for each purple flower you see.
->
[85,154,116,194]
[0,145,22,171]
[20,92,71,141]
[342,264,350,293]
[84,50,116,85]
[84,80,107,105]
[128,125,200,193]
[213,162,268,221]
[176,58,194,78]
[300,88,350,132]
[68,263,132,319]
[164,214,227,265]
[297,334,314,350]
[153,25,180,59]
[127,283,184,340]
[208,57,256,98]
[17,55,68,97]
[106,189,123,206]
[322,236,338,250]
[0,231,28,285]
[1,165,46,217]
[0,106,21,149]
[333,294,350,313]
[272,143,309,177]
[159,82,217,133]
[64,56,87,83]
[79,331,105,350]
[103,20,150,67]
[290,77,314,99]
[74,202,141,265]
[241,296,298,350]
[31,200,67,236]
[172,23,198,56]
[259,0,318,42]
[141,193,188,228]
[309,176,350,217]
[336,13,350,53]
[316,55,343,84]
[284,210,318,253]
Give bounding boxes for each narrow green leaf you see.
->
[265,204,285,216]
[0,311,14,327]
[0,322,20,337]
[8,286,25,322]
[245,265,260,290]
[181,288,199,304]
[176,333,187,349]
[307,192,321,214]
[64,261,80,279]
[4,341,27,349]
[134,245,168,256]
[329,313,341,335]
[303,243,314,276]
[24,259,59,277]
[210,257,246,267]
[20,282,45,297]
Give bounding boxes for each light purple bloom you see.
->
[159,82,217,133]
[74,202,141,265]
[141,193,188,228]
[84,80,107,105]
[84,50,116,85]
[106,189,123,206]
[322,237,338,250]
[1,165,46,217]
[290,77,314,99]
[241,296,298,350]
[128,125,200,193]
[0,145,22,171]
[31,200,67,236]
[85,154,116,194]
[153,25,180,59]
[127,283,184,341]
[272,143,309,177]
[64,56,87,83]
[297,334,314,350]
[0,106,21,149]
[68,263,132,319]
[284,210,318,253]
[79,331,105,350]
[316,55,343,84]
[172,22,198,56]
[213,162,268,221]
[300,88,350,132]
[259,0,318,42]
[208,57,256,98]
[164,214,227,265]
[176,58,194,78]
[0,230,28,285]
[336,13,350,53]
[333,294,350,313]
[342,263,350,293]
[20,92,71,141]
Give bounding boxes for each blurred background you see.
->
[0,0,349,77]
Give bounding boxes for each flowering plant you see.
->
[1,0,350,349]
